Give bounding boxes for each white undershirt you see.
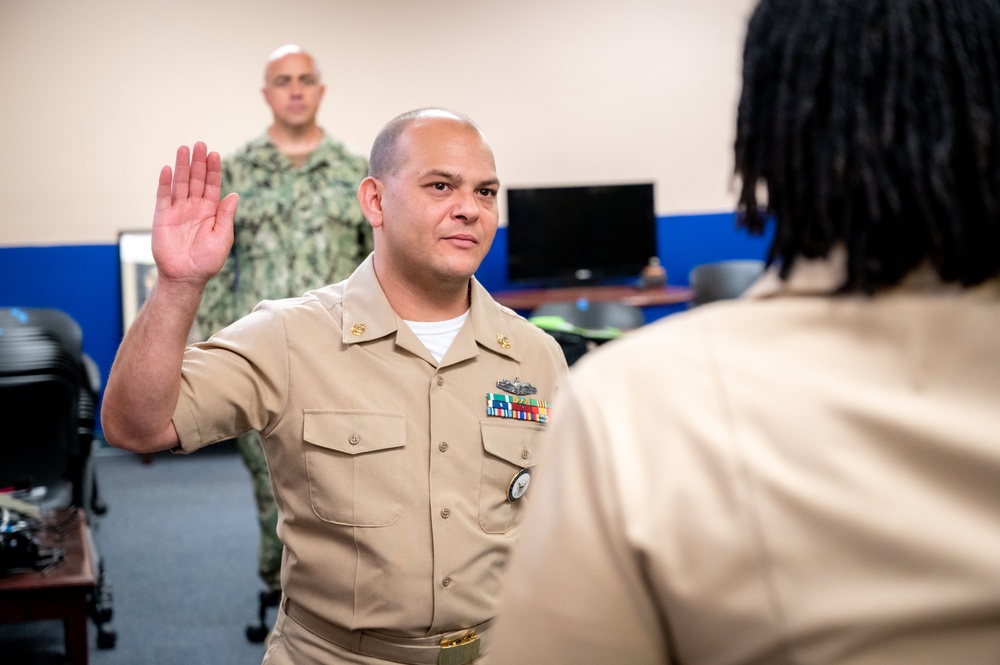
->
[403,311,470,363]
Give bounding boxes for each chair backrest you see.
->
[532,299,646,333]
[688,260,766,307]
[0,308,94,505]
[530,300,645,365]
[0,307,84,361]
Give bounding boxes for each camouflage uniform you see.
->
[196,131,371,591]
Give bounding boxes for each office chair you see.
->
[530,300,645,365]
[688,259,766,307]
[0,307,117,649]
[246,588,282,642]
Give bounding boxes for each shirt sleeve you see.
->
[173,302,289,453]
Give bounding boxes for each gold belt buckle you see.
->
[438,632,480,665]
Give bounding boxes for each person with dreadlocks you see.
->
[488,0,1000,663]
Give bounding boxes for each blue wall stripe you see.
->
[0,212,773,431]
[0,245,122,415]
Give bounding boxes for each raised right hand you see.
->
[151,142,239,285]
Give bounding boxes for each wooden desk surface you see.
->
[0,509,95,593]
[491,283,693,310]
[0,508,96,665]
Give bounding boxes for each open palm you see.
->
[151,142,238,284]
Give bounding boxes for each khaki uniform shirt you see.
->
[491,253,1000,665]
[173,257,567,646]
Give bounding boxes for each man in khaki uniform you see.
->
[490,0,1000,663]
[101,108,567,665]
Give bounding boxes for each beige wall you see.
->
[0,0,757,246]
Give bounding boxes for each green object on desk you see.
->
[529,315,623,341]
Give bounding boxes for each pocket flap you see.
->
[303,410,405,456]
[481,422,543,468]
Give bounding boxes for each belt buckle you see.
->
[438,632,480,665]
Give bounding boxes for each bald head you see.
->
[369,108,489,180]
[264,44,321,83]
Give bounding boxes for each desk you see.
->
[491,283,693,311]
[0,509,96,665]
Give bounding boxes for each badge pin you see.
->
[507,468,531,502]
[350,323,366,336]
[497,377,537,396]
[496,333,511,349]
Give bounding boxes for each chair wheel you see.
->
[97,626,117,649]
[246,623,269,643]
[94,605,112,623]
[262,588,282,607]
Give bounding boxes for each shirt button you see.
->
[521,448,529,460]
[349,433,360,445]
[441,508,451,519]
[442,577,452,587]
[439,442,449,452]
[436,376,445,386]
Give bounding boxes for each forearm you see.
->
[101,278,204,453]
[104,141,237,451]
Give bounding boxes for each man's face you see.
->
[372,119,500,290]
[262,53,325,130]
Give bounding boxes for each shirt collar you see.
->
[462,278,522,364]
[242,130,334,171]
[340,254,398,344]
[337,256,522,364]
[744,244,1000,300]
[743,248,842,300]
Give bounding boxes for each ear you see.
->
[357,176,384,229]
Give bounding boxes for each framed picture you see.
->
[118,230,155,333]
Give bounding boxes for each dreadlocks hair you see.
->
[734,0,1000,293]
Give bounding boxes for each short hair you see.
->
[369,108,484,180]
[735,0,1000,292]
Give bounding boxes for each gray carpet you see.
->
[1,440,274,665]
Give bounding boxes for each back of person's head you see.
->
[735,0,1000,293]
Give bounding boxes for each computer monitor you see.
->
[505,182,658,287]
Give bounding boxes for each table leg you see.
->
[64,593,89,665]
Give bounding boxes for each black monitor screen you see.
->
[506,182,657,286]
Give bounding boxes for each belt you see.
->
[284,598,489,665]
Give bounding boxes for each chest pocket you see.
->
[479,422,544,534]
[303,410,405,527]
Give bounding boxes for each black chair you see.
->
[530,300,645,365]
[0,307,116,649]
[688,260,766,307]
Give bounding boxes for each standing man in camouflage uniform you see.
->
[197,44,371,607]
